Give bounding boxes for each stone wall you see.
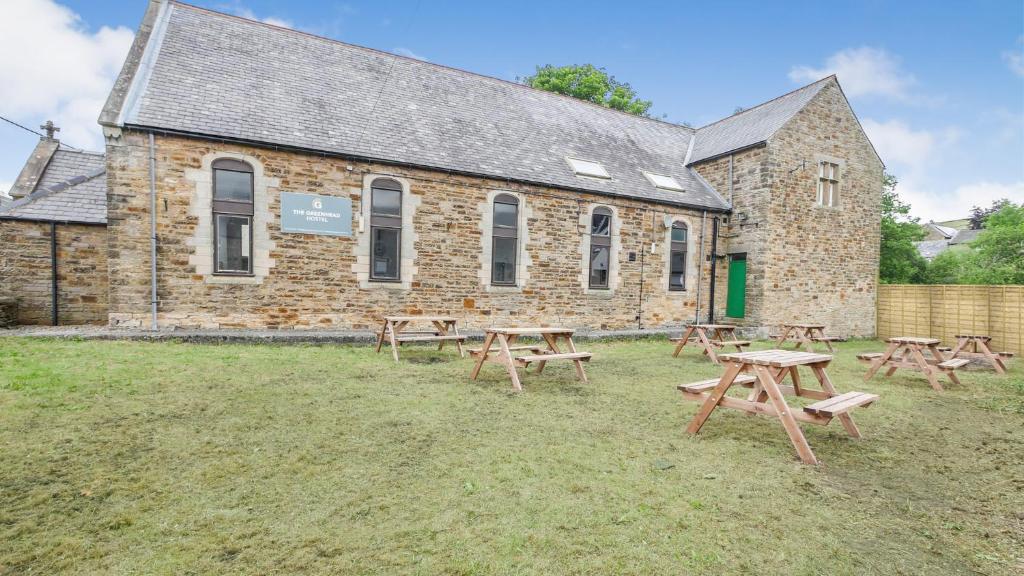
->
[762,80,882,336]
[104,130,717,330]
[689,79,883,337]
[0,220,109,325]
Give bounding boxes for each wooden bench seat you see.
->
[803,391,878,417]
[710,340,751,347]
[394,334,467,342]
[677,375,757,393]
[810,336,846,342]
[668,337,699,343]
[998,351,1014,358]
[468,345,542,355]
[936,346,952,352]
[937,358,970,370]
[857,353,883,361]
[515,352,592,365]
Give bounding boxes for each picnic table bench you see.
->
[947,334,1012,374]
[859,336,966,391]
[671,323,750,364]
[679,349,877,465]
[469,327,592,391]
[375,316,466,362]
[772,323,847,352]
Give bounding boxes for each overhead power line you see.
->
[0,114,84,151]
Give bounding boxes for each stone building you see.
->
[1,0,883,335]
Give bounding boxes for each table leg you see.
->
[470,332,495,380]
[375,320,388,353]
[686,361,743,434]
[537,333,559,374]
[673,326,695,357]
[564,334,588,383]
[798,329,815,352]
[451,321,465,358]
[696,328,720,365]
[387,320,401,362]
[810,362,861,438]
[975,338,1007,374]
[950,337,968,358]
[497,333,523,391]
[910,345,944,392]
[774,326,792,348]
[865,341,900,381]
[754,364,818,465]
[431,320,447,351]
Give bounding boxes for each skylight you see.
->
[642,171,684,191]
[566,157,611,179]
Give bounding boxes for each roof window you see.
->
[642,171,684,191]
[566,157,610,179]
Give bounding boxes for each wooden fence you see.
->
[877,285,1023,355]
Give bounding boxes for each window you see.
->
[589,207,612,289]
[369,178,402,281]
[212,159,254,274]
[491,193,519,285]
[566,157,611,179]
[669,221,687,291]
[642,171,684,191]
[817,161,840,207]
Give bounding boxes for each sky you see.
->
[0,0,1021,222]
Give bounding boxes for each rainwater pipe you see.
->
[148,132,158,330]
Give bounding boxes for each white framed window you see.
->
[642,171,684,191]
[566,157,611,179]
[817,161,840,207]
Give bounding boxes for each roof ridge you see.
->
[167,0,695,133]
[695,75,834,131]
[2,168,106,214]
[55,146,105,156]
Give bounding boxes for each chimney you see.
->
[8,120,61,198]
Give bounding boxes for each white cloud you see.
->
[0,181,12,198]
[1003,37,1024,77]
[393,47,428,61]
[790,47,916,101]
[0,0,134,151]
[901,180,1024,222]
[861,119,960,171]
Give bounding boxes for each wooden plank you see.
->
[803,392,878,416]
[677,375,757,393]
[516,352,592,363]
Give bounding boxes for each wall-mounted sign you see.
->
[280,192,352,236]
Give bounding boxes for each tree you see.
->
[878,173,928,283]
[968,198,1012,229]
[959,202,1024,284]
[522,64,653,116]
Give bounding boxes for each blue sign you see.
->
[280,192,352,236]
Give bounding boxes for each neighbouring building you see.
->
[0,0,884,335]
[914,221,981,261]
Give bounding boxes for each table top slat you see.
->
[719,349,833,367]
[487,327,575,335]
[886,336,941,345]
[688,324,737,330]
[781,323,826,329]
[384,316,457,322]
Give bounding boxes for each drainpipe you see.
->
[728,154,734,205]
[50,222,58,326]
[695,210,707,323]
[636,217,647,330]
[707,216,720,324]
[148,132,158,331]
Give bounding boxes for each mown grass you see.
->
[0,337,1021,575]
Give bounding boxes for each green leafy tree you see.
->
[878,173,928,283]
[522,64,653,116]
[959,202,1024,284]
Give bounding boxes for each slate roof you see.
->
[688,79,831,164]
[914,240,950,260]
[104,2,850,212]
[949,228,981,245]
[0,150,107,224]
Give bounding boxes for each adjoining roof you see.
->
[105,1,735,210]
[949,228,981,245]
[926,222,958,239]
[0,150,107,224]
[914,239,950,261]
[687,78,832,164]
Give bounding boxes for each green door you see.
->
[726,254,747,319]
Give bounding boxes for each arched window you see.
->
[669,221,687,291]
[491,193,519,285]
[212,158,254,274]
[589,207,612,289]
[370,178,402,281]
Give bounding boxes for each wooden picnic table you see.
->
[679,349,878,465]
[774,323,844,352]
[671,323,750,364]
[468,327,592,391]
[947,334,1011,374]
[859,336,966,392]
[375,315,465,362]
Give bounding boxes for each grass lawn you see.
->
[0,337,1021,575]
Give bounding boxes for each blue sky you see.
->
[1,0,1021,221]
